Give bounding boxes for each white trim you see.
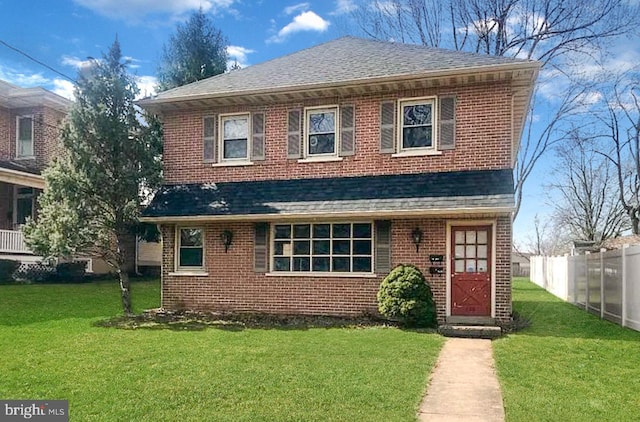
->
[265,272,377,278]
[304,105,339,159]
[0,167,45,189]
[15,115,35,159]
[175,226,205,272]
[210,161,254,167]
[297,156,344,163]
[397,96,438,153]
[391,150,442,158]
[168,271,210,277]
[445,219,497,318]
[219,112,251,163]
[140,204,514,224]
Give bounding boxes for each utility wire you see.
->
[0,39,76,83]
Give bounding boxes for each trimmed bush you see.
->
[56,261,87,283]
[0,259,20,284]
[377,264,437,328]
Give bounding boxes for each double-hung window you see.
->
[177,228,204,270]
[221,114,249,161]
[272,222,373,273]
[399,98,435,151]
[16,116,34,158]
[305,106,337,157]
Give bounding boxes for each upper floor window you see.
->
[221,114,249,161]
[16,116,34,158]
[305,107,337,157]
[203,112,265,165]
[287,105,355,160]
[400,98,434,151]
[380,96,456,155]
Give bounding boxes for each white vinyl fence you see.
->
[530,245,640,332]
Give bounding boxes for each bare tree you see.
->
[548,130,629,244]
[595,76,640,233]
[349,0,639,218]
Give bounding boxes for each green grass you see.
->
[0,280,444,421]
[495,278,640,422]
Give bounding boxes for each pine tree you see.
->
[24,39,162,315]
[157,7,228,91]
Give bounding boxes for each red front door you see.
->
[451,226,492,316]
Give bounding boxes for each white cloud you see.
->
[61,55,93,69]
[268,11,330,43]
[52,79,76,100]
[226,45,255,68]
[331,0,357,15]
[72,0,235,20]
[0,65,49,87]
[284,3,309,15]
[136,75,158,99]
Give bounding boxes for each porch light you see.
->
[221,230,233,253]
[411,227,423,252]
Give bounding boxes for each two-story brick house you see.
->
[140,37,539,326]
[0,80,70,260]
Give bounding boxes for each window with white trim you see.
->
[399,98,436,151]
[177,228,204,270]
[220,113,249,161]
[16,116,34,158]
[305,106,337,157]
[272,222,373,273]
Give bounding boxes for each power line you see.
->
[0,39,76,83]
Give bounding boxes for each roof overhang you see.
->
[0,167,45,189]
[0,82,71,113]
[139,204,515,224]
[139,62,539,111]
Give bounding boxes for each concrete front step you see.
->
[438,324,503,339]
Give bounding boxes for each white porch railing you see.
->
[0,229,32,254]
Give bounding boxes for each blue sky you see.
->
[2,0,636,248]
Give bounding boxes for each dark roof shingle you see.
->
[142,169,514,220]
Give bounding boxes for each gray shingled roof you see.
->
[0,160,41,175]
[145,36,536,103]
[141,169,514,221]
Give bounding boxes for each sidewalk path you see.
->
[417,338,505,421]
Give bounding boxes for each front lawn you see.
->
[494,278,640,421]
[0,280,444,421]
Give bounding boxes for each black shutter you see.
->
[254,223,269,272]
[375,220,392,274]
[203,115,217,163]
[439,96,456,150]
[287,109,302,159]
[251,112,266,160]
[380,101,395,153]
[339,104,355,156]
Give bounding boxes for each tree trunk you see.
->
[118,270,133,316]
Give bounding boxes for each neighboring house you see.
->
[512,252,531,277]
[0,80,70,262]
[139,37,539,326]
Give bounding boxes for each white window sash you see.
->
[304,106,339,158]
[219,113,250,162]
[398,97,437,152]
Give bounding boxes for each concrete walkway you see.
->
[417,338,505,422]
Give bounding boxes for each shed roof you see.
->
[141,169,514,222]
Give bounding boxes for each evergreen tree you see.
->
[157,7,228,91]
[24,39,163,315]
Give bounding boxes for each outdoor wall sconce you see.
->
[411,227,423,252]
[221,230,233,253]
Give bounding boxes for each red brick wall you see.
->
[161,82,514,184]
[160,217,513,324]
[0,107,10,160]
[0,105,65,170]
